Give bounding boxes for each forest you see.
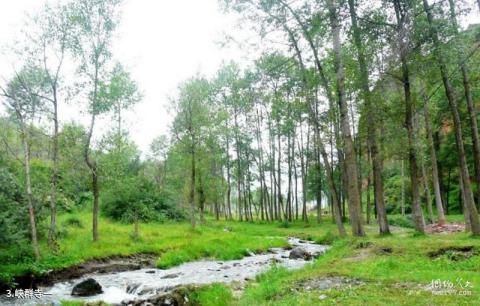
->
[0,0,479,305]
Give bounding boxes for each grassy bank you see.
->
[1,212,479,305]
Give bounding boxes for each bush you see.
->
[316,230,338,245]
[102,176,184,223]
[62,217,84,228]
[0,166,30,245]
[388,215,414,228]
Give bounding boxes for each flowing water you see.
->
[2,238,329,305]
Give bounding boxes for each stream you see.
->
[2,238,329,305]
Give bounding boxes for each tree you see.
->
[171,77,212,229]
[68,0,124,241]
[392,0,425,233]
[347,0,390,235]
[30,2,73,250]
[1,65,49,259]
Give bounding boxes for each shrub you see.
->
[62,216,84,228]
[388,215,414,228]
[102,176,184,223]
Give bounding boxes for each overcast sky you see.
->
[0,0,478,155]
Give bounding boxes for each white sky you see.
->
[0,0,478,156]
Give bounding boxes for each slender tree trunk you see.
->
[84,113,100,241]
[401,159,405,216]
[294,157,299,221]
[367,149,371,225]
[133,210,139,239]
[348,0,389,234]
[48,96,59,249]
[460,171,472,231]
[190,148,196,229]
[327,0,364,236]
[421,160,434,223]
[198,174,205,224]
[423,0,480,235]
[225,127,232,220]
[421,88,446,224]
[277,121,284,221]
[22,131,40,260]
[393,0,425,233]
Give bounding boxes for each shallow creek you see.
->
[2,238,329,305]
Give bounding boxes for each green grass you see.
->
[1,211,479,305]
[190,283,234,306]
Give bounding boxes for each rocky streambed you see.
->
[1,238,329,306]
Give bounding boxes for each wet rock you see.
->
[161,273,181,279]
[145,270,156,274]
[123,286,194,306]
[138,286,156,296]
[289,247,312,260]
[71,278,103,296]
[127,282,141,294]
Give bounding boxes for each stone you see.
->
[161,273,181,279]
[289,247,312,260]
[71,278,103,296]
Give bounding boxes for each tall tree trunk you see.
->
[393,0,425,233]
[234,109,243,221]
[84,113,100,241]
[460,171,472,232]
[190,147,196,229]
[348,0,389,234]
[401,159,405,216]
[423,0,480,235]
[421,160,434,223]
[327,0,365,236]
[277,121,284,221]
[225,123,232,220]
[198,174,205,224]
[133,210,139,239]
[294,156,299,221]
[48,94,59,249]
[366,149,372,225]
[421,88,446,224]
[22,131,40,260]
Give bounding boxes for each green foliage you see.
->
[387,215,415,229]
[62,216,84,228]
[101,176,184,223]
[315,230,338,245]
[0,164,29,245]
